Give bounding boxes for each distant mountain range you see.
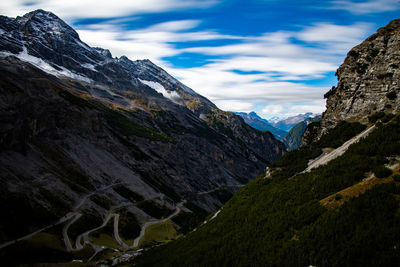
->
[234,112,288,140]
[282,115,322,150]
[235,112,320,148]
[271,112,316,132]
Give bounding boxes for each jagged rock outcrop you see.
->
[303,19,400,145]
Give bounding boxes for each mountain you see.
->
[271,112,315,132]
[235,111,321,149]
[0,10,285,263]
[282,115,322,151]
[134,19,400,267]
[234,112,287,140]
[303,19,400,145]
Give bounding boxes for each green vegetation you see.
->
[382,113,395,123]
[135,116,400,266]
[90,233,120,249]
[171,202,208,234]
[0,228,76,265]
[207,114,235,140]
[314,121,366,148]
[137,200,174,219]
[283,116,321,151]
[90,218,119,249]
[374,166,393,178]
[104,108,174,143]
[68,212,103,245]
[60,90,174,143]
[320,176,393,210]
[119,211,141,241]
[0,222,95,265]
[282,121,307,150]
[207,189,234,204]
[270,121,366,182]
[334,193,343,200]
[368,111,394,123]
[139,220,179,248]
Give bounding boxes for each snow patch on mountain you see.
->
[2,47,93,83]
[139,79,181,103]
[82,63,97,72]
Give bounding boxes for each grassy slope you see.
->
[0,224,95,266]
[139,220,180,248]
[89,219,120,249]
[135,117,400,267]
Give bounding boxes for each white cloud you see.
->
[261,104,285,115]
[77,29,179,64]
[213,100,255,113]
[0,0,219,19]
[74,20,369,119]
[146,20,202,32]
[297,22,371,44]
[0,2,373,119]
[76,20,239,64]
[328,0,400,14]
[260,101,326,120]
[208,56,336,77]
[287,103,326,115]
[170,64,329,103]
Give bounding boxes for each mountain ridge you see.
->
[271,112,315,132]
[282,115,322,151]
[0,9,285,261]
[132,18,400,267]
[303,18,400,144]
[234,111,288,140]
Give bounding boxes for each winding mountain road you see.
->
[304,125,375,172]
[113,214,129,249]
[74,213,116,250]
[131,201,184,248]
[1,183,184,262]
[60,200,185,260]
[0,212,79,250]
[63,213,82,251]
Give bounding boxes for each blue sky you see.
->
[1,0,399,120]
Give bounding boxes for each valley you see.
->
[0,7,399,267]
[0,9,286,265]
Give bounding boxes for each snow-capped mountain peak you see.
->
[0,9,215,114]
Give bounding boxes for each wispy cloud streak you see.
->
[328,0,400,14]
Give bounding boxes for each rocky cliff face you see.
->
[0,10,285,244]
[304,19,400,144]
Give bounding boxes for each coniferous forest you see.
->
[135,116,400,267]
